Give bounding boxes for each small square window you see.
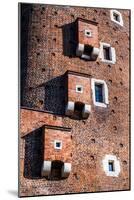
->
[108,161,115,172]
[76,85,83,93]
[85,30,92,37]
[95,83,104,103]
[54,140,62,150]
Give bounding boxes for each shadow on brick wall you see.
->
[23,127,66,180]
[36,74,66,115]
[62,22,77,57]
[23,127,44,179]
[44,75,66,115]
[20,4,32,106]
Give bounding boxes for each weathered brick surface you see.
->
[77,19,99,47]
[19,3,130,197]
[44,127,72,162]
[67,72,91,104]
[20,108,63,137]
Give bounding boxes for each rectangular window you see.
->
[91,78,109,108]
[108,161,115,172]
[95,83,103,103]
[103,46,111,61]
[99,42,116,64]
[110,10,123,26]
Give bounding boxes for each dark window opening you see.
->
[74,102,84,119]
[75,102,84,112]
[95,83,104,103]
[85,30,92,37]
[113,12,120,22]
[108,161,115,172]
[56,142,61,148]
[76,86,83,92]
[86,31,90,35]
[50,161,63,180]
[83,45,93,55]
[103,46,111,60]
[77,87,82,92]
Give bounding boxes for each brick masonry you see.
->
[44,127,72,162]
[77,19,99,47]
[19,3,130,197]
[66,71,91,105]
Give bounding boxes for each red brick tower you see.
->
[19,3,130,197]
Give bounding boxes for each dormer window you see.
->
[110,10,123,26]
[85,29,92,37]
[76,18,99,61]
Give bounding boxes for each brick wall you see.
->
[19,3,130,197]
[77,19,99,47]
[67,72,91,105]
[44,127,72,163]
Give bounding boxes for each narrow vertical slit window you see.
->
[113,12,120,22]
[108,161,115,172]
[103,46,111,61]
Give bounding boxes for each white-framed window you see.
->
[54,140,62,150]
[91,78,109,108]
[99,42,116,64]
[110,10,123,27]
[85,29,92,37]
[76,85,83,93]
[102,155,121,177]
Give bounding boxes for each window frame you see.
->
[76,85,83,93]
[99,42,116,64]
[110,10,123,27]
[91,78,109,108]
[95,83,104,103]
[102,155,121,177]
[54,140,62,150]
[85,29,92,37]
